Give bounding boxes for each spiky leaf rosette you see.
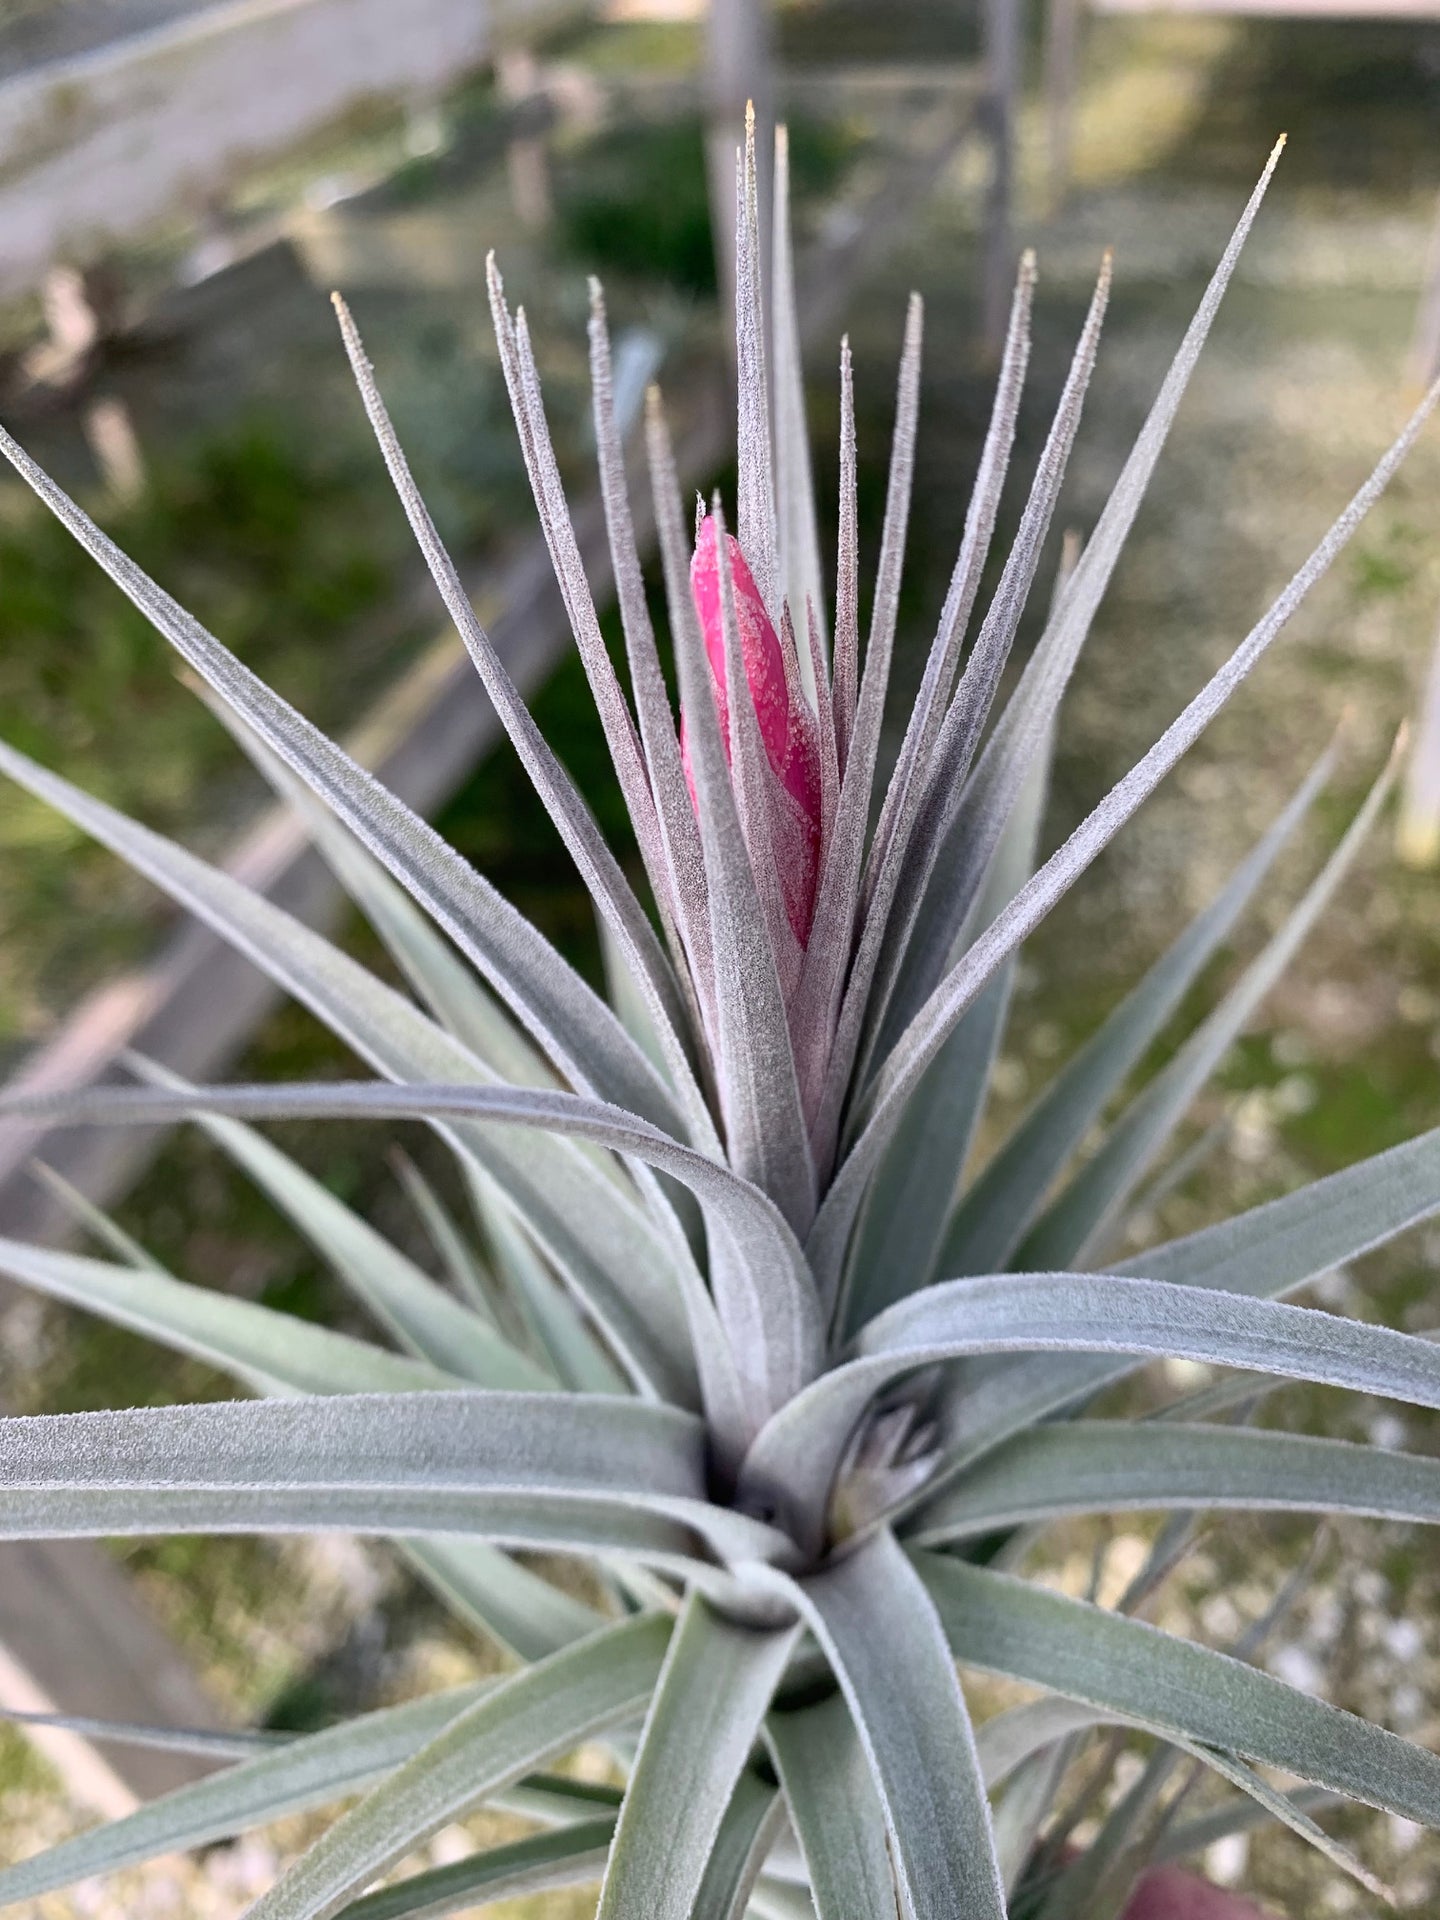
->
[2,116,1440,1919]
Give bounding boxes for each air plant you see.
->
[2,111,1440,1920]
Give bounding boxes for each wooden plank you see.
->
[0,93,974,1807]
[0,1542,234,1810]
[0,0,586,298]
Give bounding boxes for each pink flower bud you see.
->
[681,516,822,946]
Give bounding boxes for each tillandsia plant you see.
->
[6,110,1440,1920]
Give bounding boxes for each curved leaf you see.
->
[0,736,699,1408]
[597,1593,797,1919]
[743,1270,1440,1547]
[0,1391,792,1570]
[132,1062,549,1391]
[920,1553,1440,1829]
[748,1528,1005,1920]
[335,1819,615,1920]
[243,1613,670,1920]
[766,1690,898,1920]
[0,1236,454,1397]
[915,1418,1440,1542]
[930,1116,1440,1486]
[0,1685,489,1903]
[0,1078,819,1448]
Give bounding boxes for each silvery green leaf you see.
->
[0,1706,275,1762]
[859,253,1035,912]
[0,1462,721,1570]
[20,1164,604,1668]
[0,430,686,1140]
[128,1060,550,1391]
[334,1819,615,1920]
[766,1690,898,1920]
[390,1150,502,1322]
[1152,1785,1343,1867]
[796,294,924,1169]
[27,1161,165,1272]
[809,363,1440,1304]
[587,277,716,1039]
[690,1771,786,1920]
[0,1684,489,1902]
[920,1552,1440,1829]
[734,107,779,615]
[463,1163,629,1396]
[0,737,699,1407]
[202,693,550,1089]
[0,1386,699,1506]
[0,1235,454,1397]
[842,711,1053,1333]
[399,1537,603,1665]
[933,1115,1440,1482]
[336,293,713,1153]
[831,334,859,772]
[1021,738,1395,1267]
[772,124,826,681]
[748,1528,1005,1920]
[597,1593,798,1919]
[243,1612,670,1920]
[646,395,817,1262]
[0,1077,810,1458]
[0,1391,792,1570]
[878,143,1286,1047]
[842,255,1108,1113]
[744,1269,1440,1544]
[18,1165,599,1668]
[944,738,1333,1275]
[913,1419,1440,1541]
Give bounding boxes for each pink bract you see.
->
[1122,1866,1275,1920]
[681,516,823,945]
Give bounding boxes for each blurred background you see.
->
[1,0,1440,1913]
